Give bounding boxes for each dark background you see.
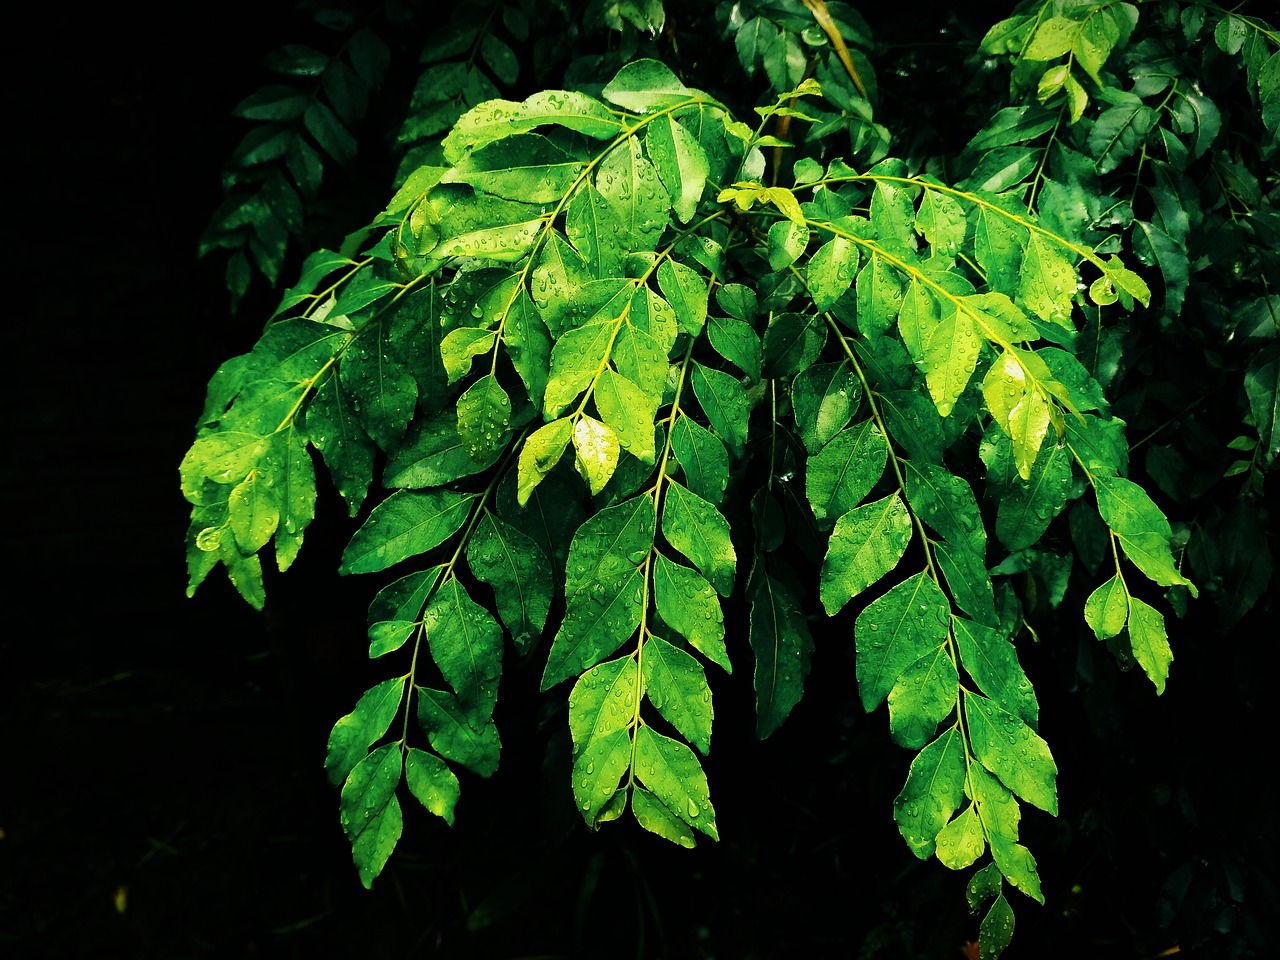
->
[3,4,1276,958]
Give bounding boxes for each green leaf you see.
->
[642,635,713,754]
[952,618,1038,729]
[979,894,1015,960]
[568,656,638,827]
[855,252,905,337]
[934,539,997,629]
[805,420,889,524]
[1094,475,1196,594]
[974,204,1026,298]
[542,495,656,689]
[339,744,403,889]
[670,415,729,506]
[657,259,709,336]
[922,310,981,417]
[904,461,986,555]
[305,100,356,165]
[690,361,750,458]
[1127,597,1173,694]
[440,328,496,385]
[325,677,407,786]
[646,115,709,222]
[632,786,696,847]
[573,415,621,495]
[367,567,441,658]
[1074,7,1121,85]
[1023,16,1076,61]
[339,489,477,575]
[1083,575,1128,641]
[598,135,671,248]
[233,85,307,120]
[442,134,583,204]
[820,493,913,615]
[762,311,827,380]
[995,440,1073,550]
[423,578,503,712]
[936,804,986,871]
[707,314,762,381]
[444,91,626,160]
[517,418,573,505]
[633,726,717,839]
[601,59,694,114]
[228,469,280,554]
[404,748,460,826]
[1245,351,1279,466]
[652,554,730,673]
[1088,100,1158,175]
[792,362,860,454]
[748,559,814,738]
[887,646,959,749]
[969,766,1043,903]
[596,372,661,468]
[965,692,1058,815]
[416,687,501,777]
[1017,233,1076,326]
[386,409,499,490]
[545,318,617,417]
[807,234,859,311]
[893,726,967,859]
[915,189,966,257]
[967,862,1003,911]
[855,571,950,712]
[661,481,736,596]
[767,219,810,272]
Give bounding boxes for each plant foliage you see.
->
[184,0,1279,953]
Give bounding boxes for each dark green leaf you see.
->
[748,559,814,738]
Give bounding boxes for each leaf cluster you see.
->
[184,2,1279,954]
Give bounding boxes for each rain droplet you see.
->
[686,798,700,818]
